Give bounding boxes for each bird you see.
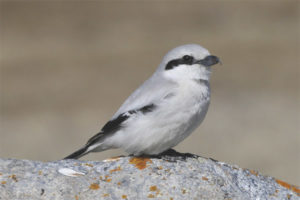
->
[64,44,220,159]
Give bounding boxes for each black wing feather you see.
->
[86,113,129,147]
[64,146,89,159]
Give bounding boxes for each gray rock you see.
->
[0,152,299,200]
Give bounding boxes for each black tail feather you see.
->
[64,146,89,160]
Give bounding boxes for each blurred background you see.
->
[0,1,299,184]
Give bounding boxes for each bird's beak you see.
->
[196,55,220,67]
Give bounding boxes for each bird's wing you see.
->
[112,74,177,118]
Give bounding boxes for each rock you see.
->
[0,151,299,200]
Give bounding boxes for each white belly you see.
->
[107,80,210,155]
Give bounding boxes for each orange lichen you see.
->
[276,179,300,195]
[89,183,100,190]
[9,174,18,182]
[249,169,258,176]
[147,194,155,198]
[170,198,174,200]
[117,182,121,186]
[1,181,6,184]
[292,187,300,195]
[158,166,163,170]
[75,195,79,200]
[103,175,112,182]
[85,163,93,167]
[149,186,160,196]
[121,195,127,199]
[103,193,109,197]
[276,179,291,189]
[149,185,157,191]
[129,157,152,170]
[109,166,122,174]
[38,171,42,175]
[269,189,279,197]
[202,176,209,181]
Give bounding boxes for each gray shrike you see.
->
[64,44,220,159]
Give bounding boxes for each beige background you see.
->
[0,1,299,184]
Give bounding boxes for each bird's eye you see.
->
[183,55,193,61]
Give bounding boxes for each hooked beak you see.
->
[196,55,220,67]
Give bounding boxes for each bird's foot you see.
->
[140,149,198,162]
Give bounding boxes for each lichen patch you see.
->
[275,179,300,195]
[85,163,93,167]
[129,157,152,170]
[291,186,300,195]
[150,185,157,191]
[89,183,100,190]
[269,189,279,197]
[9,174,18,182]
[102,175,112,182]
[249,169,258,176]
[109,166,121,174]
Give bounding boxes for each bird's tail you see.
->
[64,146,90,160]
[64,131,107,159]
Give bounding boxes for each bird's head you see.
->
[157,44,220,82]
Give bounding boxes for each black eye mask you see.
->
[165,55,219,70]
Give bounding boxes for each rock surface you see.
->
[0,152,299,200]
